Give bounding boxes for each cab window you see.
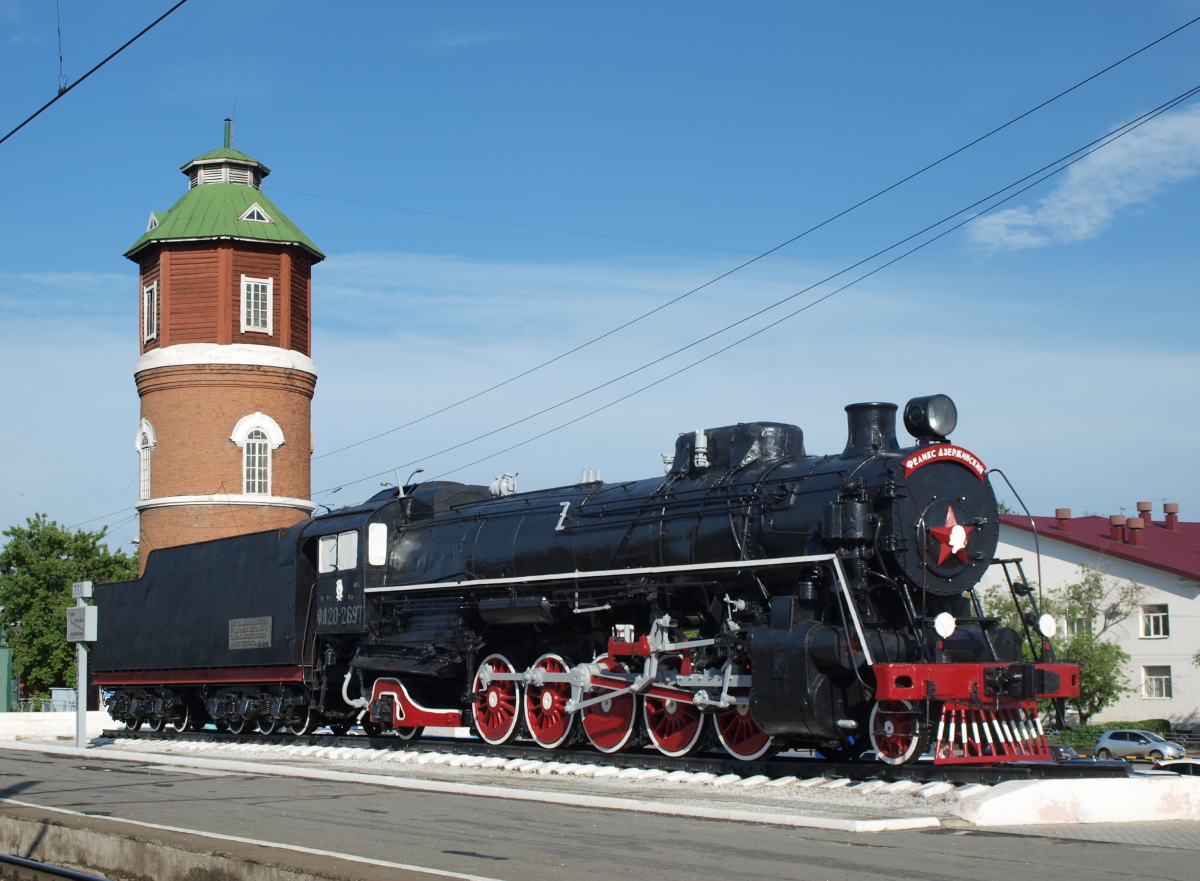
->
[318,530,359,573]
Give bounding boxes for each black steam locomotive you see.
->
[94,395,1077,765]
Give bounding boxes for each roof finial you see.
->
[223,118,232,149]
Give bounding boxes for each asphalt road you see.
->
[0,749,1195,881]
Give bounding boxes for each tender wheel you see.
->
[524,653,575,749]
[147,715,169,733]
[869,700,927,766]
[472,654,522,746]
[580,654,638,754]
[284,709,317,736]
[1149,749,1164,760]
[1096,748,1113,759]
[124,717,142,732]
[258,717,281,736]
[644,656,706,757]
[714,657,774,761]
[227,716,254,735]
[171,703,193,733]
[395,726,424,742]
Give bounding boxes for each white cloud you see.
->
[968,103,1200,251]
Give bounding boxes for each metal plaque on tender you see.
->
[66,606,97,642]
[228,616,272,650]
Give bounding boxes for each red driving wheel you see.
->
[643,656,706,757]
[714,658,773,761]
[524,654,575,749]
[869,700,926,765]
[471,654,521,745]
[580,654,638,753]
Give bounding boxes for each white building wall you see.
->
[988,526,1200,732]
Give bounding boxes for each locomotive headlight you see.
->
[933,612,957,638]
[1037,614,1058,638]
[904,394,958,441]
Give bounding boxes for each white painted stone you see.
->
[617,767,644,779]
[950,784,990,800]
[458,755,489,767]
[536,762,565,775]
[765,776,799,788]
[688,773,718,784]
[796,777,828,787]
[954,777,1200,825]
[917,781,953,798]
[664,770,695,782]
[592,766,621,778]
[739,775,771,789]
[479,757,508,768]
[517,760,545,773]
[711,774,742,787]
[429,753,455,765]
[635,768,666,781]
[386,751,419,763]
[879,779,919,793]
[573,765,601,777]
[819,778,852,789]
[849,779,887,793]
[554,764,583,775]
[502,758,526,770]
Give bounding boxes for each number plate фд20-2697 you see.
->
[228,616,272,650]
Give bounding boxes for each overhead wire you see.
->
[309,14,1200,463]
[317,83,1200,494]
[0,0,191,147]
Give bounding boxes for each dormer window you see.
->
[239,203,272,223]
[187,163,262,189]
[146,213,160,232]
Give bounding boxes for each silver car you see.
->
[1094,729,1186,760]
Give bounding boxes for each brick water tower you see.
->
[126,123,324,571]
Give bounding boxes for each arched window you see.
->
[134,419,157,501]
[244,429,270,494]
[230,412,285,496]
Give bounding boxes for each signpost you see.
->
[68,582,96,749]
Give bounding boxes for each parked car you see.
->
[1151,758,1200,776]
[1094,729,1186,760]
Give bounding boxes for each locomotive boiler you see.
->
[94,395,1078,764]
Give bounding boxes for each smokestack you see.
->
[843,402,899,456]
[1109,514,1126,542]
[1137,501,1153,526]
[1126,517,1145,547]
[1055,508,1072,532]
[1164,502,1180,532]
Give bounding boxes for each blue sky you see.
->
[2,1,1200,549]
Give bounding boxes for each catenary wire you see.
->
[0,0,191,147]
[308,14,1200,463]
[318,84,1200,494]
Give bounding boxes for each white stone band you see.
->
[135,494,317,513]
[135,343,317,376]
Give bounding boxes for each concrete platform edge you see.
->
[0,741,939,834]
[954,776,1200,826]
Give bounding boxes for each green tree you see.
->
[0,514,137,693]
[979,565,1142,724]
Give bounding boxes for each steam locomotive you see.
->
[94,395,1078,765]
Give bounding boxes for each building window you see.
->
[239,203,272,223]
[143,281,158,342]
[134,419,156,501]
[1143,666,1173,699]
[244,429,270,494]
[241,275,273,335]
[230,412,285,496]
[1141,604,1170,638]
[1067,618,1092,639]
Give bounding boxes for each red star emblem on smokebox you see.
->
[930,505,973,565]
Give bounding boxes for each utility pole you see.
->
[67,582,97,749]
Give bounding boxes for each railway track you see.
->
[103,729,1131,786]
[0,853,110,881]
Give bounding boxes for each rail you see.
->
[102,728,1133,787]
[0,852,110,880]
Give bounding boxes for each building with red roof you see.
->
[991,502,1199,731]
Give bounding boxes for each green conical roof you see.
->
[125,144,321,260]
